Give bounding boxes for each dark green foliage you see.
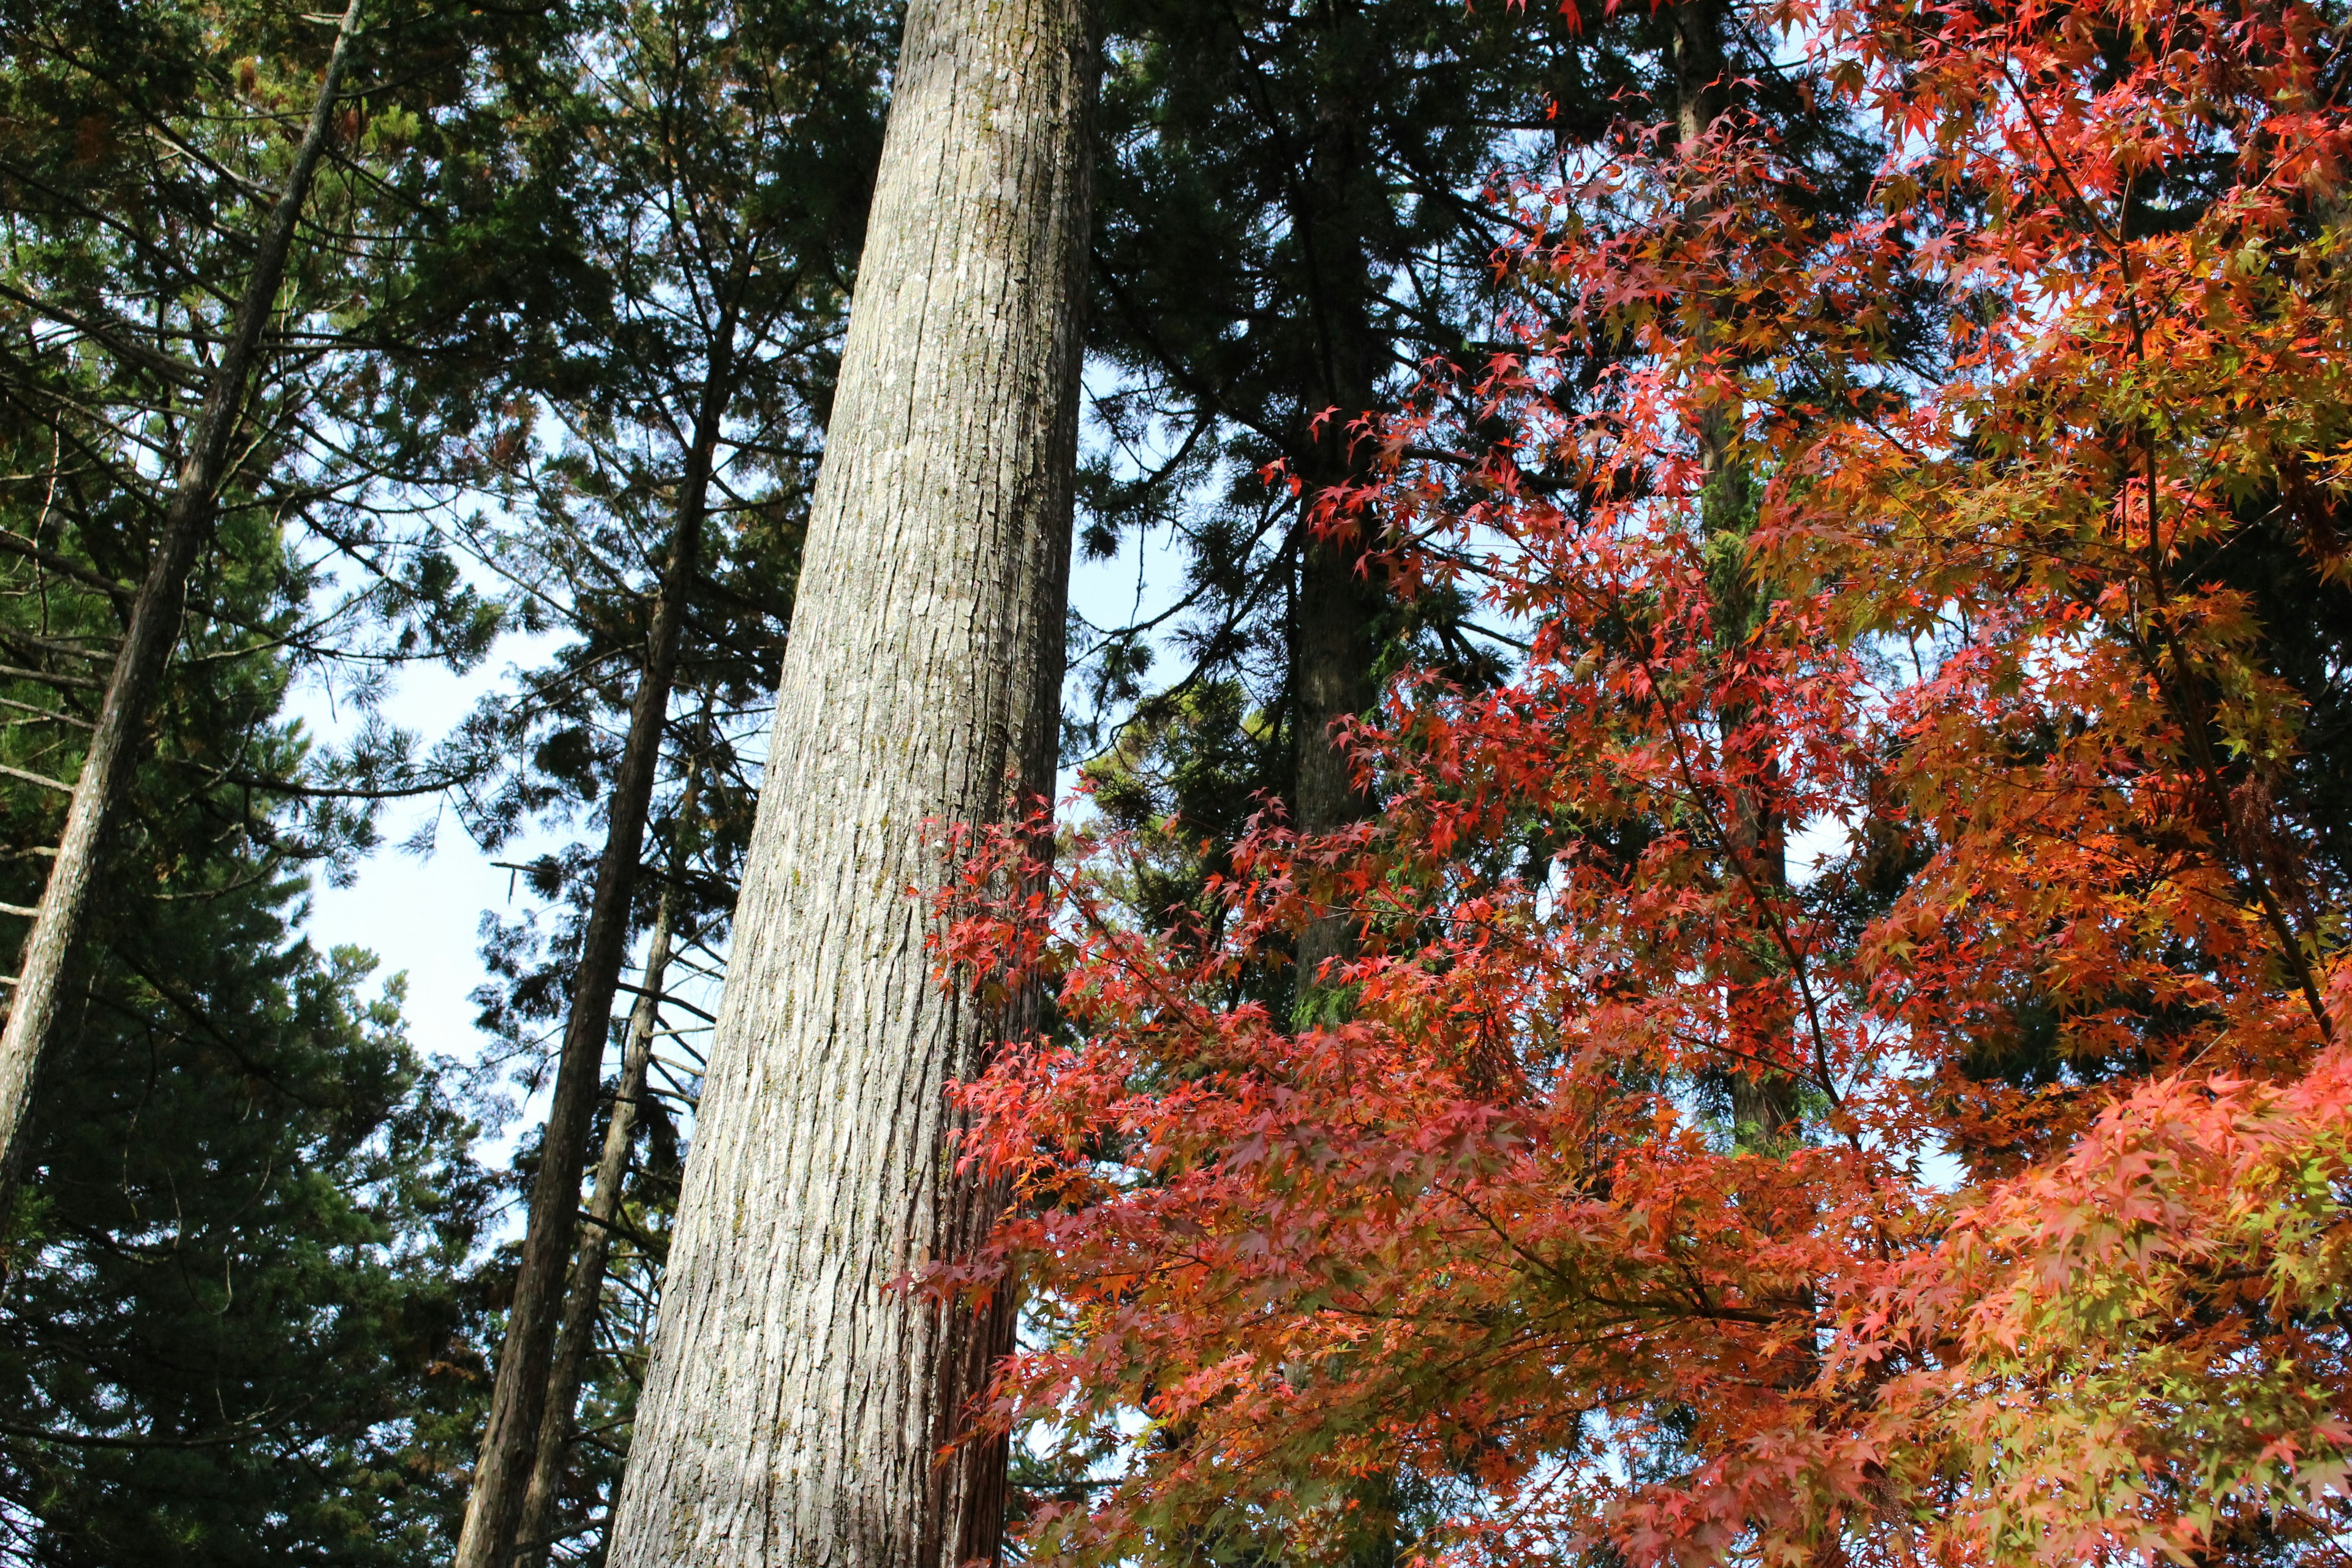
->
[1072,0,1651,761]
[435,0,894,869]
[0,438,495,1566]
[0,918,492,1566]
[1072,0,1902,773]
[0,1,532,1550]
[1085,681,1283,924]
[411,0,893,1553]
[0,0,516,890]
[2198,508,2352,896]
[445,0,889,1125]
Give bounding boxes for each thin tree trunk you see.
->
[455,310,736,1568]
[516,782,692,1567]
[0,0,364,1196]
[603,0,1095,1558]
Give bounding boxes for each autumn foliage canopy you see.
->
[933,0,2352,1561]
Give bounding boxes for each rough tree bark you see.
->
[455,307,736,1568]
[1291,429,1383,993]
[0,0,364,1195]
[516,763,697,1568]
[601,0,1095,1559]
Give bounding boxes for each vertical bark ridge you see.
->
[603,0,1095,1561]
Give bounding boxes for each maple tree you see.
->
[930,0,2352,1562]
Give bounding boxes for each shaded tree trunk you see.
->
[455,310,736,1568]
[516,799,690,1567]
[1289,94,1389,998]
[1672,0,1797,1146]
[1291,503,1383,990]
[1283,55,1398,1568]
[0,0,364,1196]
[601,0,1095,1558]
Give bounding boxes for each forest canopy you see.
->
[1,0,2349,1562]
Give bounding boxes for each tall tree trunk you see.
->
[455,310,735,1568]
[1672,0,1796,1146]
[516,780,692,1568]
[0,0,364,1196]
[1289,29,1389,998]
[1278,40,1400,1567]
[1291,480,1382,993]
[602,0,1095,1559]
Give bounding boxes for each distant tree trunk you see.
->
[1281,69,1398,1568]
[0,0,364,1197]
[1674,0,1793,1146]
[601,0,1095,1558]
[516,788,690,1568]
[1289,66,1388,998]
[455,309,736,1568]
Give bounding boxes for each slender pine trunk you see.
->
[602,0,1095,1558]
[515,785,692,1567]
[0,0,364,1196]
[456,311,736,1568]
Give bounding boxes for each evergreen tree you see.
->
[1057,6,1896,1555]
[0,0,517,1184]
[1072,0,1881,935]
[1074,0,1610,785]
[0,0,577,1556]
[0,403,496,1566]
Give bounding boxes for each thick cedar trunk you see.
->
[516,821,690,1567]
[0,0,363,1194]
[456,318,734,1568]
[1291,523,1381,988]
[602,0,1094,1559]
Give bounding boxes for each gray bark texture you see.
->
[601,0,1095,1561]
[0,0,363,1196]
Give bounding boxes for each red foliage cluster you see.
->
[932,1,2352,1561]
